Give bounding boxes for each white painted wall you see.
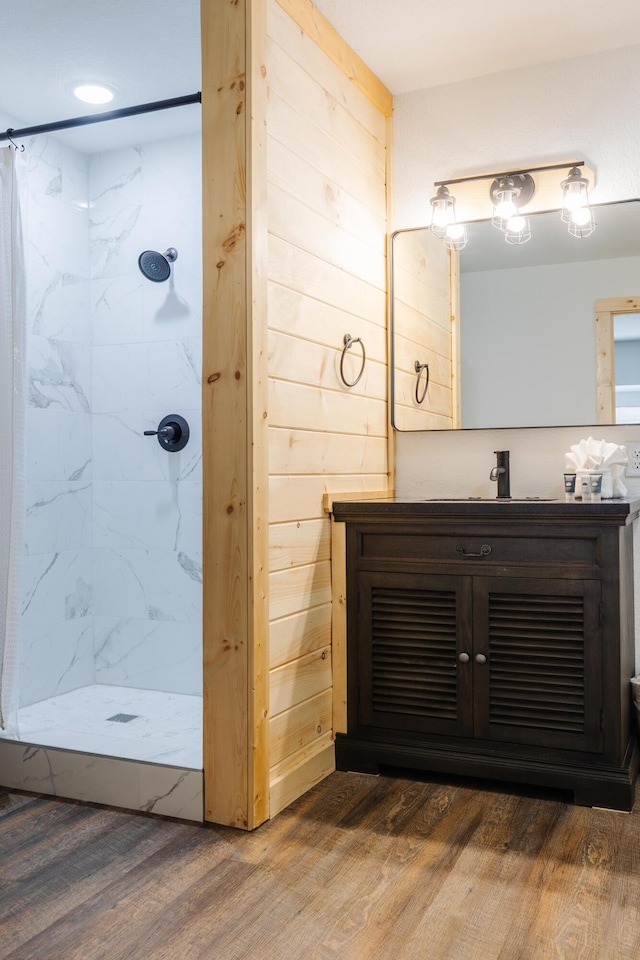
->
[460,255,640,428]
[392,43,640,666]
[393,44,640,228]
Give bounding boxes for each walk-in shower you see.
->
[0,93,204,820]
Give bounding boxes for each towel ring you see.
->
[340,334,366,388]
[415,361,430,404]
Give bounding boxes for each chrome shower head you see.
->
[138,247,178,282]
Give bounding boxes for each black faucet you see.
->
[490,450,511,499]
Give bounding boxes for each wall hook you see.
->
[414,361,430,404]
[340,334,366,388]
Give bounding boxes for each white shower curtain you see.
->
[0,146,26,732]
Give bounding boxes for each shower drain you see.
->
[106,713,140,723]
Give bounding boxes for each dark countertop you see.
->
[332,496,640,525]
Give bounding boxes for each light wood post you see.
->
[595,296,640,425]
[201,0,269,829]
[450,250,461,428]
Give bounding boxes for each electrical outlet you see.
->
[625,442,640,476]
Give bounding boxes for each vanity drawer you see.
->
[358,531,599,568]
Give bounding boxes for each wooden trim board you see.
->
[450,250,461,428]
[273,0,393,117]
[595,296,640,425]
[201,0,270,830]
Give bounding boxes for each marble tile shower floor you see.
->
[0,684,202,769]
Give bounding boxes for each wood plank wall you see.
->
[266,0,391,815]
[392,230,455,430]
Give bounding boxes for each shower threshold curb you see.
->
[0,737,203,822]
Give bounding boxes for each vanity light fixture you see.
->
[429,184,457,239]
[561,166,596,237]
[430,160,595,251]
[490,174,535,231]
[429,185,468,249]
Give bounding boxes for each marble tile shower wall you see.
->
[20,133,203,707]
[22,135,94,707]
[90,135,202,695]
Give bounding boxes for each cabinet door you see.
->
[472,577,603,753]
[355,571,474,737]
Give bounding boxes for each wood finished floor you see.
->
[1,772,639,960]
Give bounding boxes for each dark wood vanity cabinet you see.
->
[332,499,640,810]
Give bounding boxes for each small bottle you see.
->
[563,473,576,502]
[589,473,603,502]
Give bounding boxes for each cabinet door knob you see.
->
[458,652,470,663]
[475,654,487,664]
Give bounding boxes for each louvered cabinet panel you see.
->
[354,572,473,736]
[473,577,603,752]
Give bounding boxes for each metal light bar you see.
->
[434,160,585,189]
[0,92,202,143]
[431,159,595,223]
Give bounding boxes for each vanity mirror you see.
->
[391,199,640,431]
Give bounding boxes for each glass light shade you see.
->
[443,222,468,251]
[492,177,521,230]
[561,166,591,223]
[430,185,456,239]
[504,215,531,244]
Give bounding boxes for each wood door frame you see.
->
[595,296,640,424]
[449,251,461,428]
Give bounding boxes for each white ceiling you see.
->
[312,0,640,94]
[0,0,202,152]
[2,1,640,152]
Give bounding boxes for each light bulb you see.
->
[492,177,522,231]
[564,190,585,211]
[571,205,591,226]
[504,215,531,245]
[495,197,518,221]
[506,214,526,231]
[568,208,596,238]
[432,206,451,229]
[430,185,456,239]
[561,167,591,223]
[443,222,468,251]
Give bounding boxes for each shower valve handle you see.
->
[144,425,176,441]
[143,415,190,453]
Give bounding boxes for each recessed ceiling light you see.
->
[73,84,114,105]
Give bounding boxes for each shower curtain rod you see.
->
[0,92,202,143]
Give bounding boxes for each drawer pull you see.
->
[458,652,470,663]
[475,654,487,665]
[456,544,492,559]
